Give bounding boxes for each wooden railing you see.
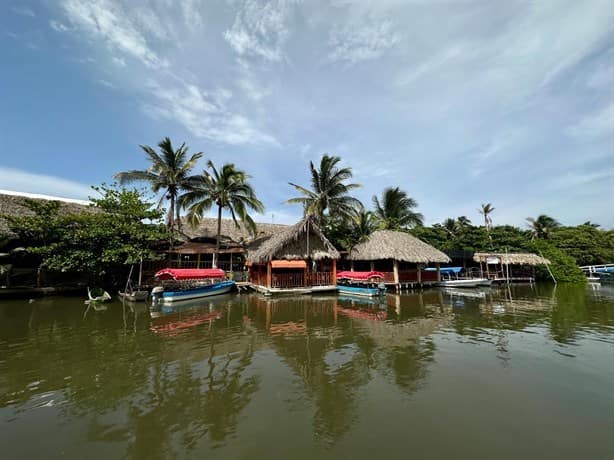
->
[380,270,439,283]
[272,272,305,289]
[309,272,333,286]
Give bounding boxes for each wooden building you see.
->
[344,230,451,291]
[246,217,340,295]
[473,252,551,283]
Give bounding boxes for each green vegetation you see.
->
[3,185,168,286]
[372,187,423,230]
[180,160,265,267]
[114,137,203,236]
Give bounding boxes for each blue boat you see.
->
[151,268,236,305]
[337,271,386,297]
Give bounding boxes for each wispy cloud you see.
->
[0,167,92,200]
[61,0,165,68]
[224,0,290,62]
[329,19,399,65]
[568,104,614,139]
[11,6,35,17]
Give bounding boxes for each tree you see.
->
[478,203,495,230]
[4,185,168,286]
[288,154,361,223]
[442,218,457,237]
[180,161,264,268]
[526,214,561,240]
[324,208,378,250]
[114,137,203,236]
[372,187,424,230]
[457,216,472,228]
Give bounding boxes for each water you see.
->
[1,284,613,459]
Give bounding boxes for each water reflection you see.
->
[1,284,613,458]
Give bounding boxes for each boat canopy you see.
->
[423,266,463,274]
[154,268,226,281]
[337,271,385,280]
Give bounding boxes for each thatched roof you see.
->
[348,230,451,263]
[473,252,550,265]
[179,216,288,244]
[0,192,91,237]
[247,217,340,263]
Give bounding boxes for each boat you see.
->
[336,271,386,297]
[118,259,149,302]
[151,268,236,305]
[436,267,492,288]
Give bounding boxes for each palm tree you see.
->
[456,216,472,228]
[288,154,361,223]
[526,214,561,240]
[442,218,457,237]
[114,137,203,235]
[180,161,264,267]
[478,203,495,230]
[372,187,424,230]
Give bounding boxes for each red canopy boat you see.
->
[336,271,385,281]
[154,268,226,281]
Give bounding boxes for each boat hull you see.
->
[438,279,491,288]
[155,281,236,304]
[338,284,385,297]
[118,290,149,302]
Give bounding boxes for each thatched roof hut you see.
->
[247,217,340,264]
[179,216,288,244]
[348,230,451,264]
[473,252,550,265]
[0,192,91,237]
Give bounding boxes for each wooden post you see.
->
[197,253,201,269]
[417,264,422,285]
[350,260,354,272]
[393,259,400,293]
[266,261,272,289]
[303,265,307,287]
[230,252,233,272]
[332,259,337,286]
[436,263,441,282]
[370,261,375,272]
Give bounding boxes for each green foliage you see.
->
[549,225,614,266]
[372,187,423,229]
[529,240,587,283]
[4,185,168,285]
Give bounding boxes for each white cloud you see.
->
[144,78,278,146]
[61,0,164,68]
[98,79,115,89]
[50,20,69,32]
[329,19,399,65]
[224,0,290,62]
[569,104,614,139]
[0,167,92,201]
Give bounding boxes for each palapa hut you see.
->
[473,252,550,283]
[345,230,451,290]
[168,217,288,272]
[247,217,340,294]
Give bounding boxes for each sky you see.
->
[1,0,613,228]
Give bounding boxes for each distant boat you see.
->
[337,271,386,297]
[151,268,236,305]
[437,267,492,288]
[118,259,149,302]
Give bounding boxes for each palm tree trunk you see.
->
[176,199,182,231]
[214,204,222,269]
[168,194,176,244]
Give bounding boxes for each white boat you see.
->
[437,267,492,288]
[151,268,236,305]
[438,278,492,288]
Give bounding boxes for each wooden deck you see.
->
[246,283,338,296]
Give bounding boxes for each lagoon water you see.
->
[1,284,613,459]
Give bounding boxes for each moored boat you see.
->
[337,271,386,297]
[151,268,236,305]
[436,267,492,288]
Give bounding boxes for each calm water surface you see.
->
[1,284,613,459]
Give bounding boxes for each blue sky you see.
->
[1,0,613,227]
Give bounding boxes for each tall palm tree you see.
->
[180,160,264,267]
[526,214,561,240]
[114,137,203,235]
[478,203,495,230]
[287,154,361,223]
[372,187,424,230]
[442,218,457,237]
